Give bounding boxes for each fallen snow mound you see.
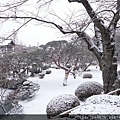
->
[71,94,120,114]
[46,94,80,118]
[75,81,103,101]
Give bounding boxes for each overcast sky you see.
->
[0,0,96,46]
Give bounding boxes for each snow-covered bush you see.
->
[6,80,40,101]
[0,78,26,90]
[75,81,103,101]
[15,81,40,101]
[46,70,52,74]
[83,73,93,79]
[39,73,45,79]
[0,100,13,114]
[1,104,24,119]
[0,89,23,116]
[7,104,23,114]
[46,94,80,118]
[70,94,120,114]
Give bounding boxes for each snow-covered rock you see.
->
[71,94,120,114]
[46,94,80,118]
[75,81,103,101]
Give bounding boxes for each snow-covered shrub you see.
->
[7,104,23,114]
[46,70,52,74]
[0,89,23,115]
[46,94,80,118]
[1,104,24,119]
[0,78,26,90]
[83,73,93,79]
[66,64,71,68]
[0,99,13,114]
[42,65,49,70]
[15,81,40,101]
[75,81,103,101]
[6,80,40,101]
[70,94,120,114]
[39,73,45,79]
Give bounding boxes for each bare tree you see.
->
[0,0,119,93]
[49,42,77,86]
[66,0,120,93]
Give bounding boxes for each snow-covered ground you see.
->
[19,65,102,114]
[19,65,120,115]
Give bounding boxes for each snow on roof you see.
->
[0,39,13,46]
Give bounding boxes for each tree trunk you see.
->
[102,57,117,94]
[63,70,70,86]
[101,33,118,93]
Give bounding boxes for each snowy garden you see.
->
[0,63,120,119]
[0,0,120,120]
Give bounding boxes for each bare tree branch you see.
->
[68,0,106,33]
[107,88,120,95]
[0,0,29,13]
[5,18,32,40]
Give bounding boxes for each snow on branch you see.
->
[107,88,120,95]
[76,31,102,60]
[52,105,80,119]
[94,25,103,52]
[68,0,82,3]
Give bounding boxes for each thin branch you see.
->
[0,16,77,34]
[107,88,120,95]
[5,18,32,40]
[96,9,115,16]
[53,105,81,119]
[0,0,28,13]
[36,0,53,8]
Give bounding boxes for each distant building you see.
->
[0,39,15,54]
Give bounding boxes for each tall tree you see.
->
[66,0,120,93]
